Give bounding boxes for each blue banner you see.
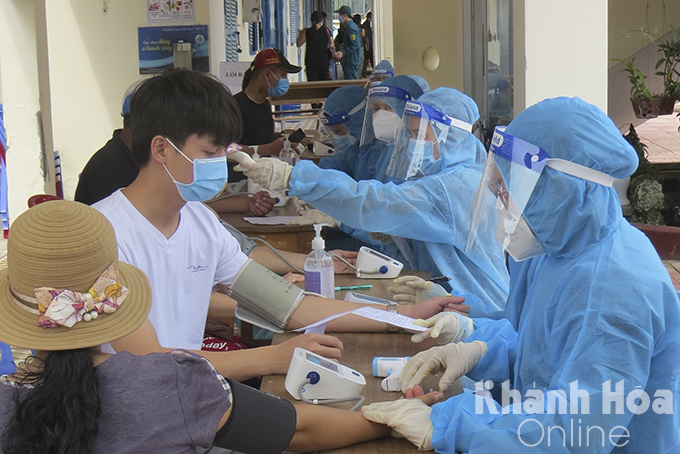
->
[138,25,209,74]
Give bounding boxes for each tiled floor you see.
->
[635,104,680,164]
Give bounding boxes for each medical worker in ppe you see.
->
[316,85,368,178]
[408,75,430,94]
[289,75,424,231]
[356,75,424,182]
[362,97,680,453]
[366,59,395,88]
[236,87,509,319]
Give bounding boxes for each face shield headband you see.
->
[319,98,367,126]
[385,101,474,181]
[360,85,416,146]
[465,127,615,260]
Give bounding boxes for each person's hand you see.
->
[411,312,474,345]
[362,397,435,450]
[282,272,304,283]
[273,333,344,374]
[288,209,338,227]
[335,50,343,60]
[399,295,467,321]
[399,341,488,393]
[248,191,276,216]
[234,156,293,192]
[329,249,358,274]
[388,276,448,304]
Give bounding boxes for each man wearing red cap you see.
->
[230,48,303,182]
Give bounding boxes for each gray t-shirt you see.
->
[0,351,231,453]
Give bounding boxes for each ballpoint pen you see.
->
[428,276,451,285]
[334,284,373,291]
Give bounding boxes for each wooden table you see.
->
[262,272,440,453]
[219,204,314,254]
[271,80,368,106]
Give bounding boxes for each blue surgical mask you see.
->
[406,138,441,178]
[332,132,357,152]
[268,72,290,98]
[164,138,228,202]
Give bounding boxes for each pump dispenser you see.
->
[304,224,335,299]
[279,134,298,165]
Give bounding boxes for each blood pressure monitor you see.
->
[285,348,366,400]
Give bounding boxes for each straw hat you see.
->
[0,201,151,350]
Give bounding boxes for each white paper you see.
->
[294,310,353,332]
[243,216,299,225]
[294,306,426,333]
[351,306,427,332]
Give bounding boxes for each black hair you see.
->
[122,113,131,129]
[129,69,243,169]
[353,14,361,25]
[241,66,265,92]
[2,349,100,454]
[311,11,323,25]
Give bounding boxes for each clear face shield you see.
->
[385,101,473,182]
[360,86,415,147]
[369,68,394,87]
[319,98,366,152]
[466,127,616,262]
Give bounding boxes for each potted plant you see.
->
[616,38,680,119]
[623,124,665,224]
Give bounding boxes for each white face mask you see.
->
[372,109,401,143]
[494,197,545,262]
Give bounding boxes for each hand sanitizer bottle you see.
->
[279,135,298,165]
[304,224,335,299]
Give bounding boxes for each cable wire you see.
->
[297,379,366,411]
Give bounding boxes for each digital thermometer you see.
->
[285,348,366,400]
[355,246,404,279]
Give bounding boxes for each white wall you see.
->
[523,0,608,111]
[0,0,218,222]
[391,0,463,90]
[0,0,46,219]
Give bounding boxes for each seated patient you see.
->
[0,201,437,454]
[238,88,510,319]
[92,69,462,382]
[364,97,680,453]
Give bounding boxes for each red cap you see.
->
[251,48,301,73]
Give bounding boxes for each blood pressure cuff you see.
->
[213,379,297,453]
[229,259,305,333]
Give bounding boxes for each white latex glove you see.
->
[400,341,488,393]
[288,209,339,227]
[234,156,293,192]
[411,312,474,345]
[387,275,449,304]
[362,399,433,450]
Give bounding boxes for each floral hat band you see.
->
[9,264,129,329]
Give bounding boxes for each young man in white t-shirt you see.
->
[94,69,467,381]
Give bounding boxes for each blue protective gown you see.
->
[290,88,509,319]
[430,97,680,453]
[320,77,425,251]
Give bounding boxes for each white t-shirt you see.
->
[93,190,248,350]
